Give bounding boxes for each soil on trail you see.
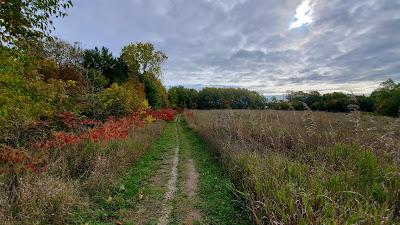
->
[182,158,202,224]
[185,159,199,198]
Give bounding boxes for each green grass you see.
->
[177,119,250,225]
[74,122,176,225]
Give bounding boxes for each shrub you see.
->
[86,82,148,120]
[0,47,72,145]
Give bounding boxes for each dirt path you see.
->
[182,158,202,224]
[118,117,247,225]
[125,116,201,225]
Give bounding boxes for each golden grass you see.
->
[185,109,400,224]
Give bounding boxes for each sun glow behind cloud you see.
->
[289,0,313,29]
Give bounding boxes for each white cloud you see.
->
[289,0,314,29]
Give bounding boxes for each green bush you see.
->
[85,81,148,120]
[0,47,71,144]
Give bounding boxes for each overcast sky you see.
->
[54,0,400,96]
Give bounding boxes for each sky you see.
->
[53,0,400,96]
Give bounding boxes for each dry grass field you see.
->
[184,109,400,224]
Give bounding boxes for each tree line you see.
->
[168,86,267,109]
[267,79,400,117]
[168,80,400,117]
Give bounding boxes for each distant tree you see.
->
[267,79,400,116]
[371,79,400,116]
[121,42,167,78]
[286,91,322,110]
[356,95,374,112]
[169,86,198,109]
[321,92,351,112]
[287,91,307,110]
[197,88,266,109]
[0,0,73,46]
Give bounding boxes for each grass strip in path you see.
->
[173,119,250,225]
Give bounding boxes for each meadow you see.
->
[184,109,400,224]
[2,1,400,224]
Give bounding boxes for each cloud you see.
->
[289,0,314,29]
[54,0,400,95]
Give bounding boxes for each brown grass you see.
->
[184,109,400,224]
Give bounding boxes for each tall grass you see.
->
[184,109,400,224]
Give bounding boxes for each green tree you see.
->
[121,43,168,109]
[169,86,198,109]
[356,95,374,112]
[0,0,73,46]
[85,69,108,92]
[0,46,72,144]
[371,79,400,116]
[83,47,129,84]
[121,42,167,78]
[197,88,266,109]
[141,72,169,109]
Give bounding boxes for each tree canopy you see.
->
[83,47,129,84]
[0,0,73,46]
[121,42,167,78]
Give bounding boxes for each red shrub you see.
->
[32,109,175,151]
[145,109,175,122]
[0,145,45,174]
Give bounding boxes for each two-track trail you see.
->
[115,116,249,225]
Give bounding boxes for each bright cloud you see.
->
[289,0,314,29]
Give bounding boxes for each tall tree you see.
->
[121,42,167,78]
[0,0,73,46]
[42,38,83,67]
[121,42,169,109]
[83,47,129,84]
